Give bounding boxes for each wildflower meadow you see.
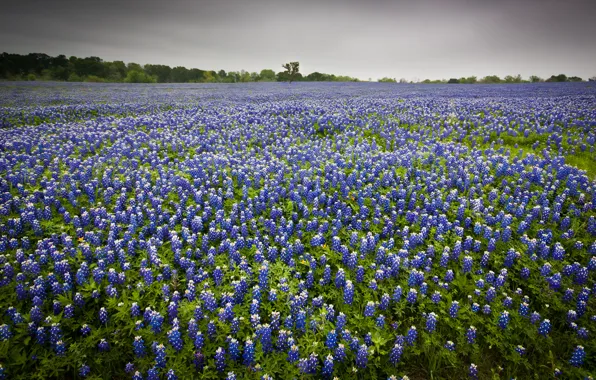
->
[0,81,595,379]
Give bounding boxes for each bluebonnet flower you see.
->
[287,344,299,363]
[393,286,403,302]
[79,364,90,377]
[389,343,403,365]
[322,354,334,378]
[166,369,177,380]
[326,330,338,349]
[0,325,11,341]
[98,339,110,352]
[147,367,159,380]
[431,291,441,304]
[215,347,226,372]
[99,307,108,324]
[466,326,476,344]
[498,311,509,329]
[81,324,91,336]
[482,304,492,315]
[55,340,66,356]
[168,327,183,352]
[515,345,526,355]
[406,326,417,346]
[538,319,551,336]
[576,327,589,339]
[334,344,346,362]
[356,344,368,368]
[425,312,437,333]
[243,339,255,366]
[364,301,376,317]
[125,363,135,373]
[569,345,585,367]
[344,280,354,305]
[449,301,460,318]
[469,363,478,379]
[462,256,473,273]
[444,340,455,351]
[154,344,166,368]
[133,336,146,357]
[298,353,318,374]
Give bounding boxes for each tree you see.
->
[530,75,542,83]
[73,56,105,78]
[170,66,190,82]
[202,71,217,83]
[259,69,276,82]
[546,74,567,82]
[127,62,143,72]
[281,61,300,83]
[447,78,459,84]
[378,77,396,83]
[227,71,240,83]
[188,68,205,82]
[239,70,251,82]
[124,70,156,83]
[144,64,172,83]
[504,75,521,83]
[480,75,501,84]
[568,76,583,82]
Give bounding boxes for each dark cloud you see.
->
[1,0,595,80]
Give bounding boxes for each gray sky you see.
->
[1,0,595,80]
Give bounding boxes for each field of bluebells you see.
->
[0,81,595,379]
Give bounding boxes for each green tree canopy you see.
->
[124,70,156,83]
[259,69,276,82]
[281,62,300,83]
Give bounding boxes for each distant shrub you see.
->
[85,75,105,83]
[67,73,82,82]
[27,73,36,81]
[124,70,157,83]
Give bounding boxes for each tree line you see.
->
[0,53,359,83]
[380,74,591,84]
[1,53,593,84]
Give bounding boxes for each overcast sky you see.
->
[1,0,595,80]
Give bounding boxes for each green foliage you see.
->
[480,75,502,84]
[281,61,300,83]
[504,74,522,83]
[259,69,276,82]
[124,70,157,83]
[459,76,477,84]
[84,75,105,83]
[0,52,587,84]
[26,73,36,81]
[546,74,568,82]
[305,72,359,82]
[67,73,82,82]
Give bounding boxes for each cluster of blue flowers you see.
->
[0,82,594,379]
